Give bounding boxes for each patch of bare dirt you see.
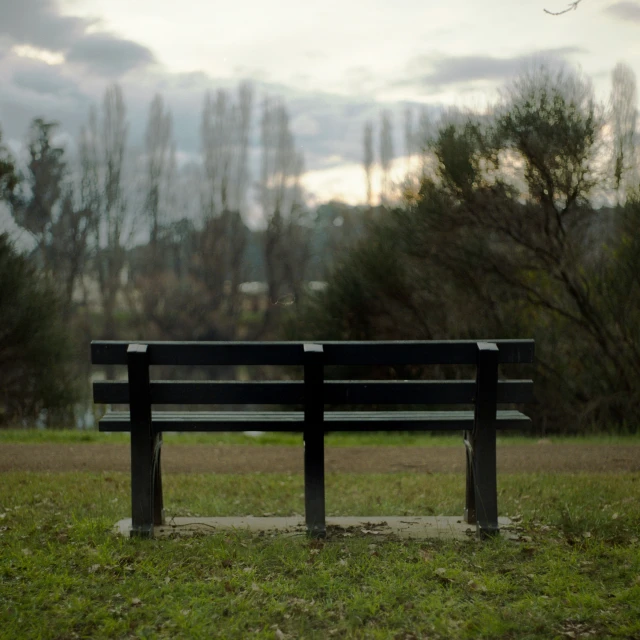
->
[0,443,638,474]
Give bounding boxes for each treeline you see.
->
[2,60,640,433]
[0,82,371,426]
[2,84,328,341]
[293,61,640,434]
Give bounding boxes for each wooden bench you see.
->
[91,339,534,539]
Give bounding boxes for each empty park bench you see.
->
[91,339,534,539]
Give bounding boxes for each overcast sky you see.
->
[0,0,638,215]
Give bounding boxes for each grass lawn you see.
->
[1,428,640,447]
[1,469,639,639]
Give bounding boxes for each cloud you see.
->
[0,0,155,76]
[0,0,94,51]
[0,43,433,217]
[66,33,156,75]
[12,60,84,98]
[397,47,585,92]
[604,1,640,21]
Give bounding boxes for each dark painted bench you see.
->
[91,339,534,539]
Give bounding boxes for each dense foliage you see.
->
[0,232,80,425]
[292,64,640,434]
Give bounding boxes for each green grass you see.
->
[1,428,640,447]
[1,469,639,639]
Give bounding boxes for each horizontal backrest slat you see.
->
[325,380,533,404]
[93,379,533,405]
[91,340,534,366]
[94,381,304,405]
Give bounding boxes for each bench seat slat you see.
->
[98,409,530,432]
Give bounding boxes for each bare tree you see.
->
[380,110,394,206]
[51,186,93,320]
[609,62,638,201]
[259,97,309,333]
[544,0,583,15]
[226,81,254,318]
[81,84,131,342]
[198,85,254,329]
[201,83,254,216]
[201,89,234,216]
[144,94,175,268]
[363,121,374,207]
[404,106,414,171]
[233,82,254,214]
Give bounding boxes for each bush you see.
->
[0,233,80,426]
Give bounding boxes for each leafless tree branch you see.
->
[544,0,583,15]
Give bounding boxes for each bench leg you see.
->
[463,431,476,525]
[127,344,156,538]
[153,433,165,526]
[473,422,499,538]
[304,430,326,538]
[131,428,155,538]
[473,342,499,538]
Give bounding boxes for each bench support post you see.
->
[470,342,499,538]
[127,344,164,538]
[303,344,326,538]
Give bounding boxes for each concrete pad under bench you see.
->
[115,515,517,541]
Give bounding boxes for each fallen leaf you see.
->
[22,548,31,556]
[467,579,488,592]
[275,629,285,640]
[435,568,446,576]
[612,513,619,520]
[131,598,142,607]
[88,564,101,573]
[419,549,433,562]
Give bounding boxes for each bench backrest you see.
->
[92,340,534,408]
